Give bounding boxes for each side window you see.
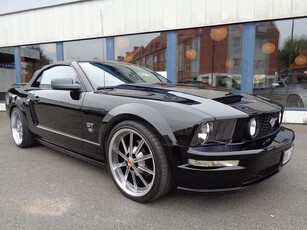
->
[35,66,78,89]
[198,76,210,84]
[216,76,229,88]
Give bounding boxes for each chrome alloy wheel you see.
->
[11,110,23,145]
[108,128,155,197]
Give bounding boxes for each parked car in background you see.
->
[196,73,241,89]
[194,72,307,108]
[6,61,294,202]
[254,75,307,108]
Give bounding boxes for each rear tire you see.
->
[107,120,172,203]
[10,108,35,148]
[286,95,304,108]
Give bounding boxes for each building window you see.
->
[63,38,105,60]
[234,58,242,68]
[154,55,158,63]
[20,43,56,83]
[253,18,307,109]
[114,33,167,72]
[0,48,15,102]
[148,55,153,66]
[177,25,243,82]
[159,52,165,62]
[233,37,241,48]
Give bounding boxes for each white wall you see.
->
[0,0,83,15]
[1,0,307,47]
[284,110,307,123]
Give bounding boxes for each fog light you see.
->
[188,159,239,167]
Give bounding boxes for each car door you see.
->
[29,65,84,152]
[269,82,289,105]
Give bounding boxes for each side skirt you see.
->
[36,138,106,168]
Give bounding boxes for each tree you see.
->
[24,46,52,82]
[279,36,307,70]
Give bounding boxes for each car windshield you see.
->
[216,75,240,89]
[79,62,168,89]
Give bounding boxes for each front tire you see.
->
[107,120,172,203]
[10,108,35,148]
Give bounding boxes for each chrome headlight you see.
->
[248,117,258,138]
[196,122,213,144]
[191,120,236,146]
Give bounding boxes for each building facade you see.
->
[1,0,307,122]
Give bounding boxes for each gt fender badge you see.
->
[86,122,94,132]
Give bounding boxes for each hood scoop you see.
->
[213,95,242,104]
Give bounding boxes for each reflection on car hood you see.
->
[109,84,282,117]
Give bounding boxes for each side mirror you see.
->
[51,78,81,91]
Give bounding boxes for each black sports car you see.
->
[5,61,295,202]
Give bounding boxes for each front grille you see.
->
[257,112,280,138]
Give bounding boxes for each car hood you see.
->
[105,84,282,118]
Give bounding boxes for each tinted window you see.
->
[35,66,78,89]
[177,25,243,82]
[63,38,105,60]
[0,47,15,102]
[252,18,307,108]
[114,33,166,73]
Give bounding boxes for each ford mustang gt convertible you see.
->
[5,61,295,202]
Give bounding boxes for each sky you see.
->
[276,18,307,48]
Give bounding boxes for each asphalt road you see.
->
[0,111,306,230]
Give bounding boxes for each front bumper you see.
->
[173,126,295,192]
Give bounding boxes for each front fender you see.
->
[102,103,178,146]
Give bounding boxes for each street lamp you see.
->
[295,55,307,65]
[210,27,228,77]
[210,27,228,42]
[262,42,275,54]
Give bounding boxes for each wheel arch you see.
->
[100,103,177,159]
[8,98,25,117]
[286,94,304,107]
[8,95,35,133]
[287,93,302,98]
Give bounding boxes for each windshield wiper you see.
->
[96,86,116,90]
[149,82,168,85]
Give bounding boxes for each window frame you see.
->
[31,64,83,90]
